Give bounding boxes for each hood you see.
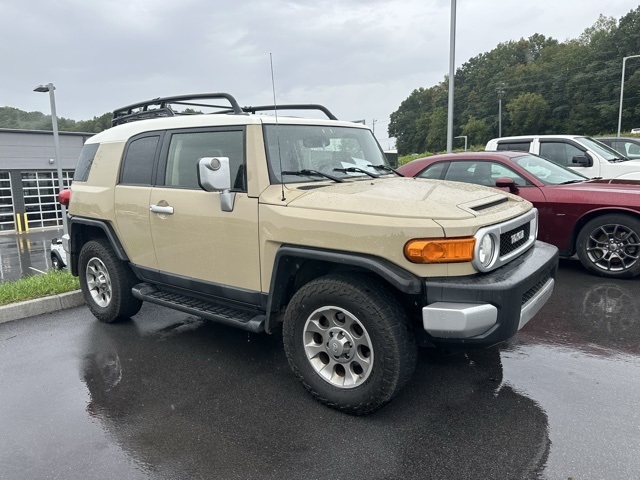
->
[272,177,528,221]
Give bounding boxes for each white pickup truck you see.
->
[486,135,640,179]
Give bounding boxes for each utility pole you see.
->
[372,119,377,135]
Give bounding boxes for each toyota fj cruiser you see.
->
[60,93,558,414]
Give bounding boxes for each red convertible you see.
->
[397,151,640,279]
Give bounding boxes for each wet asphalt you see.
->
[1,259,639,479]
[0,228,63,282]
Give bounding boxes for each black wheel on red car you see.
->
[576,214,640,279]
[283,273,417,415]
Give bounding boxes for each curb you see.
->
[0,290,85,325]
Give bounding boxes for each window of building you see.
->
[22,171,73,229]
[0,172,14,231]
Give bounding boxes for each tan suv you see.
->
[61,93,558,414]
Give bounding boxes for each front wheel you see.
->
[576,214,640,279]
[283,273,417,415]
[78,239,142,323]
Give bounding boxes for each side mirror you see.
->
[495,177,519,194]
[198,157,231,191]
[571,155,592,167]
[198,157,235,212]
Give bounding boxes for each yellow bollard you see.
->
[15,213,22,233]
[23,213,29,233]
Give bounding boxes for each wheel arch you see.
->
[264,245,422,333]
[570,207,640,255]
[68,217,129,276]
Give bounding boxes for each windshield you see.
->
[578,137,628,161]
[512,154,588,185]
[264,124,389,183]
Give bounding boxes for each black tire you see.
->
[576,214,640,279]
[78,239,142,323]
[283,273,417,415]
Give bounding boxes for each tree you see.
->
[507,93,549,135]
[461,116,492,146]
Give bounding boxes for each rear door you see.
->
[114,133,162,271]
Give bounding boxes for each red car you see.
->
[397,151,640,279]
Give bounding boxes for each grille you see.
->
[521,273,550,305]
[500,222,531,257]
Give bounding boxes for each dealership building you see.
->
[0,128,92,233]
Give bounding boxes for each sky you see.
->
[0,0,637,149]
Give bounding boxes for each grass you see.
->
[0,270,80,306]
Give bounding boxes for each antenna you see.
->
[270,53,286,201]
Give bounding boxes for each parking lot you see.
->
[1,258,639,479]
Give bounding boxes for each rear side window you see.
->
[120,135,160,186]
[73,143,100,182]
[496,142,531,152]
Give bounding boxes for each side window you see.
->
[120,135,159,185]
[164,130,245,190]
[496,142,530,152]
[442,161,526,187]
[416,162,448,180]
[539,142,583,167]
[488,162,527,186]
[443,161,475,183]
[73,143,100,182]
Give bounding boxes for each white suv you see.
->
[486,135,640,179]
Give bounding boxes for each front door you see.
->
[149,128,261,294]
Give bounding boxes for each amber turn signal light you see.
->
[404,238,476,263]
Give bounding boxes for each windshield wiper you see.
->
[333,167,379,178]
[368,164,405,177]
[281,169,344,183]
[558,179,585,185]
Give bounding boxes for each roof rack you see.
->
[240,104,338,120]
[111,93,244,126]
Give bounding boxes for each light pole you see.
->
[617,55,640,137]
[446,0,457,153]
[454,135,467,151]
[497,83,506,137]
[34,83,68,235]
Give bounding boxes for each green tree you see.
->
[507,92,549,134]
[461,116,492,146]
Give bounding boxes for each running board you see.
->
[132,283,265,333]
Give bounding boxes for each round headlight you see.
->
[478,234,495,268]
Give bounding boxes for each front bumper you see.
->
[420,241,558,349]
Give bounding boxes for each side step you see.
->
[132,283,265,333]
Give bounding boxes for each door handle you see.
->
[150,204,174,215]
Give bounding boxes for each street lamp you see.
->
[497,83,506,137]
[34,83,68,235]
[446,0,457,153]
[454,135,467,151]
[617,55,640,137]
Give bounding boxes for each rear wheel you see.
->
[576,214,640,279]
[283,273,417,415]
[79,239,142,323]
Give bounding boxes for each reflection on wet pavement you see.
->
[0,228,62,282]
[1,257,639,479]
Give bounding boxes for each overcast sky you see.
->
[0,0,636,148]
